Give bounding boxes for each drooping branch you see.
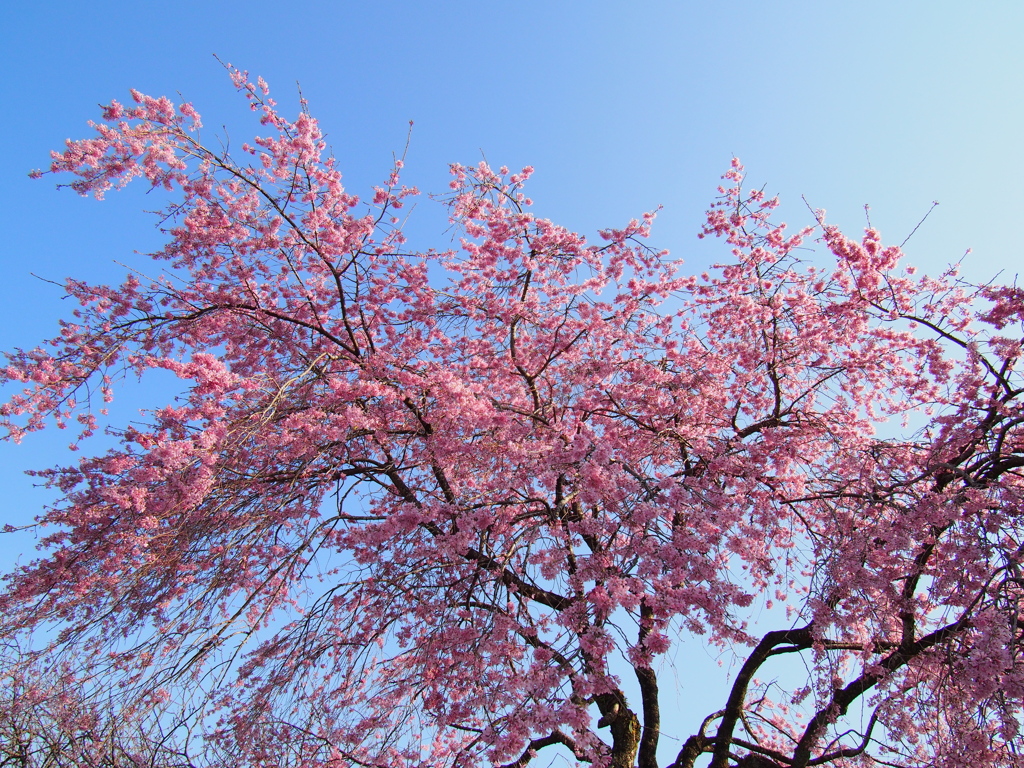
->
[497,730,589,768]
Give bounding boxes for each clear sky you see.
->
[1,0,1022,761]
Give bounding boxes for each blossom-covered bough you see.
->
[1,68,1022,768]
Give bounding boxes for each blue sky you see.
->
[1,0,1022,761]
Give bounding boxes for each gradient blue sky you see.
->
[1,1,1022,761]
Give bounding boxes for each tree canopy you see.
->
[1,68,1022,768]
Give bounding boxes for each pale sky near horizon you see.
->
[1,1,1022,763]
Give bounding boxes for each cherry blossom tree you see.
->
[1,68,1022,768]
